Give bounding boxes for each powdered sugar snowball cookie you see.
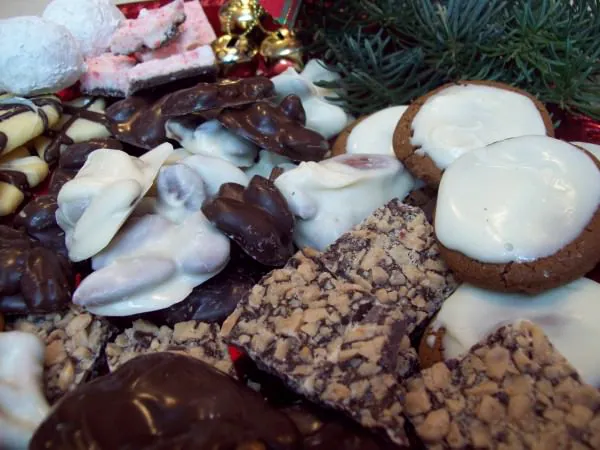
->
[0,17,84,96]
[332,106,408,157]
[419,279,600,387]
[393,80,554,187]
[274,153,415,251]
[56,143,173,262]
[435,135,600,293]
[166,118,259,167]
[271,59,353,139]
[43,0,124,58]
[0,332,49,449]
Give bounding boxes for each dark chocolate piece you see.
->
[0,224,72,314]
[31,353,302,449]
[0,169,29,192]
[320,201,458,333]
[222,249,418,446]
[106,319,235,376]
[106,95,172,150]
[7,308,113,403]
[403,321,600,449]
[161,76,275,117]
[47,168,74,196]
[13,195,67,255]
[203,175,295,266]
[218,95,330,161]
[403,186,437,224]
[127,64,218,97]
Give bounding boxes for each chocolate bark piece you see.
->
[33,97,111,165]
[222,249,419,446]
[30,352,302,449]
[203,175,295,266]
[106,319,234,377]
[321,200,458,332]
[403,321,600,450]
[6,308,113,403]
[161,76,275,117]
[14,195,67,255]
[218,95,330,162]
[0,225,73,315]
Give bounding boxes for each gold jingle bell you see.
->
[212,34,258,65]
[259,28,303,70]
[219,0,263,35]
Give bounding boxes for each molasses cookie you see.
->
[332,105,408,157]
[418,278,600,386]
[435,135,600,293]
[393,80,554,186]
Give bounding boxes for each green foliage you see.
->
[301,0,600,119]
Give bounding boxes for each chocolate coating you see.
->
[0,169,29,191]
[106,96,172,150]
[31,352,302,450]
[219,95,330,162]
[59,138,123,169]
[161,77,275,117]
[47,168,74,195]
[203,176,295,266]
[13,195,67,256]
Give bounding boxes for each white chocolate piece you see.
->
[0,182,25,216]
[56,143,173,262]
[572,141,600,161]
[431,279,600,386]
[271,59,353,139]
[346,106,408,156]
[155,163,207,224]
[0,95,62,156]
[244,150,297,179]
[0,17,84,96]
[0,156,49,188]
[180,154,249,197]
[166,118,258,167]
[77,210,230,316]
[435,136,600,263]
[43,0,124,58]
[411,84,548,169]
[274,153,415,251]
[0,331,50,449]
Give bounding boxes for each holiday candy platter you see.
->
[1,0,600,449]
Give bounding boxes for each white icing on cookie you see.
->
[435,136,600,263]
[0,332,49,449]
[572,141,600,161]
[244,150,297,179]
[431,279,600,386]
[411,84,547,169]
[271,59,353,139]
[165,118,258,167]
[346,106,408,156]
[43,0,124,58]
[274,153,414,251]
[0,17,84,96]
[56,143,173,262]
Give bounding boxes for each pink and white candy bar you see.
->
[110,0,186,55]
[137,1,216,62]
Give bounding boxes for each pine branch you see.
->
[302,0,600,119]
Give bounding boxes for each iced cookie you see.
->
[33,96,112,165]
[0,331,49,449]
[7,308,113,403]
[393,81,554,186]
[404,321,600,449]
[572,141,600,161]
[0,94,62,157]
[419,279,600,387]
[43,0,124,58]
[271,59,353,139]
[106,319,234,376]
[0,17,84,96]
[56,143,173,262]
[166,117,259,167]
[332,105,408,157]
[274,153,414,250]
[435,136,600,293]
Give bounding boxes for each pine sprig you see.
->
[302,0,600,119]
